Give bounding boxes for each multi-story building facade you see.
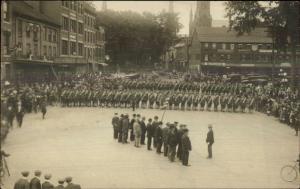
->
[95,26,106,65]
[1,0,13,81]
[83,2,97,71]
[40,1,87,73]
[189,1,300,75]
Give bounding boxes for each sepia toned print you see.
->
[1,1,299,189]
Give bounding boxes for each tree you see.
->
[225,1,300,89]
[96,9,182,68]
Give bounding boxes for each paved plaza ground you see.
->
[1,107,299,188]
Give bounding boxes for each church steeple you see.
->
[102,1,107,11]
[194,1,212,27]
[168,1,174,13]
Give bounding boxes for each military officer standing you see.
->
[167,124,178,162]
[152,116,159,148]
[112,113,119,139]
[155,121,163,154]
[140,117,147,145]
[162,123,170,157]
[122,114,129,144]
[16,99,25,127]
[29,170,42,189]
[14,171,30,189]
[206,124,214,159]
[146,118,154,150]
[133,118,141,147]
[181,129,192,166]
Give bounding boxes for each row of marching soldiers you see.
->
[14,170,81,189]
[112,113,215,166]
[61,88,255,113]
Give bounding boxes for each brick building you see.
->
[189,1,300,75]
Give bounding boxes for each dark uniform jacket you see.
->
[14,178,30,189]
[42,181,54,189]
[181,135,192,152]
[154,126,163,142]
[53,185,64,189]
[167,131,178,147]
[122,118,129,132]
[30,177,42,189]
[146,123,154,137]
[206,130,214,145]
[112,116,119,129]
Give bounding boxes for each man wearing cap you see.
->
[133,118,141,147]
[54,179,65,189]
[182,129,192,166]
[129,114,136,142]
[176,124,184,161]
[14,171,30,189]
[206,125,214,159]
[122,114,129,144]
[152,116,159,148]
[162,123,170,157]
[16,99,25,128]
[42,174,54,189]
[30,170,42,189]
[65,177,81,189]
[167,124,178,162]
[146,118,154,150]
[155,121,163,154]
[140,117,147,145]
[112,113,119,140]
[118,114,124,143]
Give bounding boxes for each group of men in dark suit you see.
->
[14,170,81,189]
[112,113,215,166]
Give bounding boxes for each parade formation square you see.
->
[2,107,299,188]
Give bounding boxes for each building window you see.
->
[53,46,56,57]
[230,44,235,50]
[26,43,31,56]
[18,20,22,38]
[227,54,231,60]
[63,17,69,31]
[204,54,208,61]
[33,30,38,41]
[3,31,10,55]
[43,45,47,56]
[3,1,10,22]
[26,25,31,38]
[62,40,68,55]
[33,44,38,56]
[70,41,76,55]
[241,54,246,62]
[53,31,56,43]
[78,22,83,34]
[212,43,216,49]
[44,27,47,40]
[48,30,52,42]
[84,31,87,42]
[78,43,83,56]
[71,19,77,33]
[222,43,226,50]
[48,46,52,57]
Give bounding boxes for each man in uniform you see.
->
[118,114,124,143]
[14,171,30,189]
[176,124,185,161]
[16,99,25,127]
[112,113,119,140]
[152,116,159,148]
[146,118,154,150]
[206,124,214,159]
[133,117,141,147]
[42,174,54,189]
[122,114,129,144]
[140,117,147,145]
[155,121,163,154]
[167,124,178,162]
[65,177,81,189]
[54,179,65,189]
[181,129,192,166]
[40,97,47,119]
[30,170,42,189]
[162,123,170,157]
[129,114,136,142]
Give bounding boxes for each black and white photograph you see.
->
[1,1,300,188]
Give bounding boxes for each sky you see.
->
[93,1,228,34]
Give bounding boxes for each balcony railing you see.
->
[14,54,55,61]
